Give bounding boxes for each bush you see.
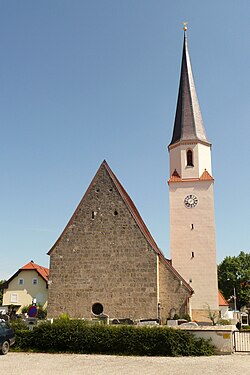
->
[21,306,29,314]
[13,319,215,356]
[241,325,250,330]
[217,319,231,325]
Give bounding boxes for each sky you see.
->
[0,0,249,280]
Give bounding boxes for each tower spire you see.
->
[169,28,209,147]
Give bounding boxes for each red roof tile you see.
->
[200,169,214,181]
[218,290,229,306]
[169,169,181,182]
[3,261,49,289]
[21,261,49,283]
[168,169,214,183]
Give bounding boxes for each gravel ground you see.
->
[1,352,249,375]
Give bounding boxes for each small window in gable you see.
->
[32,278,38,285]
[11,293,18,303]
[18,278,24,285]
[187,150,194,167]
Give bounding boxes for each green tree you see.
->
[0,280,6,305]
[218,251,250,309]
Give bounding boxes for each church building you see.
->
[47,28,218,322]
[47,161,192,321]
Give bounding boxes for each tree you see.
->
[218,251,250,310]
[0,280,6,305]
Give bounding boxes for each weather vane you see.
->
[183,22,188,32]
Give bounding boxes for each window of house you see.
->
[187,150,194,167]
[241,315,248,325]
[10,293,18,303]
[18,278,24,285]
[32,278,38,285]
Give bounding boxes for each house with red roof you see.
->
[218,290,230,319]
[2,261,49,314]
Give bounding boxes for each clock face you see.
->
[184,194,198,208]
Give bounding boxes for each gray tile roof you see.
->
[169,33,209,147]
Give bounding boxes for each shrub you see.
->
[13,319,214,356]
[59,312,70,321]
[21,306,29,314]
[241,325,250,331]
[217,319,231,325]
[182,314,191,322]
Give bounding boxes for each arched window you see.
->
[187,150,193,167]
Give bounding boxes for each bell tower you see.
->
[168,27,218,321]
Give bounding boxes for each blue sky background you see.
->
[0,1,249,280]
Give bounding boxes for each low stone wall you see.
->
[177,325,236,354]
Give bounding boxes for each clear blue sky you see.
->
[0,1,249,280]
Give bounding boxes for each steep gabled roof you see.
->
[218,290,229,307]
[168,169,181,182]
[169,32,209,147]
[48,160,193,294]
[2,261,49,289]
[199,169,214,181]
[104,161,161,257]
[20,261,49,282]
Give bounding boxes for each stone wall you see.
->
[48,164,159,319]
[159,259,190,323]
[48,163,191,320]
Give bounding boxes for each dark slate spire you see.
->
[169,30,209,147]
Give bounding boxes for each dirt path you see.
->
[1,352,249,375]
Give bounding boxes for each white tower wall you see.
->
[169,177,218,318]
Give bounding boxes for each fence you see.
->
[233,331,250,352]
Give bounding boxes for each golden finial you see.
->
[183,22,188,32]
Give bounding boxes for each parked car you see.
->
[0,320,15,355]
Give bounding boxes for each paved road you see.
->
[1,353,249,375]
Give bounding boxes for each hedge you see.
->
[11,319,215,356]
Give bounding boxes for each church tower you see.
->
[168,28,218,321]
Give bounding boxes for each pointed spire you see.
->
[169,28,209,147]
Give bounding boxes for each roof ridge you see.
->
[103,161,161,255]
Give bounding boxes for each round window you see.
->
[92,302,104,316]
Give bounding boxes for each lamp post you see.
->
[233,287,237,312]
[227,278,237,311]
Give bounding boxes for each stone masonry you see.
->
[47,161,192,322]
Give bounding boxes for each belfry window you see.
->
[187,150,194,167]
